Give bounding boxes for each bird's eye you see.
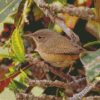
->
[38,36,44,39]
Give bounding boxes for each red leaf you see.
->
[86,0,92,7]
[0,71,19,92]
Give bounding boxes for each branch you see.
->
[69,82,96,100]
[16,93,100,100]
[33,0,81,44]
[29,79,71,89]
[16,93,63,100]
[49,4,99,22]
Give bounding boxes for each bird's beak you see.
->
[23,32,37,42]
[23,32,34,39]
[23,34,32,38]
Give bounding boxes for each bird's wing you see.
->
[42,35,83,54]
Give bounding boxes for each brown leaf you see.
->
[94,0,100,18]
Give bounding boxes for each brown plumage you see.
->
[25,29,83,67]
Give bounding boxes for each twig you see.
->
[49,4,99,22]
[83,96,100,100]
[38,1,99,22]
[68,82,97,100]
[26,54,73,81]
[16,93,100,100]
[33,0,80,44]
[26,55,87,88]
[16,93,63,100]
[29,79,70,89]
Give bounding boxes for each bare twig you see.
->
[16,93,63,100]
[69,82,97,100]
[40,2,99,22]
[26,54,73,81]
[26,54,87,85]
[33,0,80,44]
[29,79,70,89]
[83,96,100,100]
[49,4,99,22]
[16,93,100,100]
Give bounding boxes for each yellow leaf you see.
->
[94,0,100,18]
[86,20,100,39]
[58,13,78,29]
[11,28,25,62]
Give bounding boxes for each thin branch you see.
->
[16,93,100,100]
[16,93,63,100]
[33,0,81,44]
[69,82,97,100]
[49,4,99,22]
[29,79,70,89]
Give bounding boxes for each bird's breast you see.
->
[38,51,79,67]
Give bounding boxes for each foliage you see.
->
[11,28,25,62]
[80,49,100,83]
[0,0,100,100]
[0,88,16,100]
[0,0,21,32]
[0,0,21,22]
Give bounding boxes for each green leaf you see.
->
[0,88,16,100]
[84,41,100,48]
[19,69,28,84]
[80,49,100,83]
[0,0,21,22]
[45,0,67,4]
[9,80,27,92]
[80,49,100,65]
[57,0,67,5]
[11,28,25,62]
[85,57,100,83]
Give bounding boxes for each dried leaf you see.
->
[86,20,100,39]
[33,4,44,21]
[94,0,100,18]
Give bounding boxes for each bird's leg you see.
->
[42,64,51,80]
[67,61,76,75]
[67,64,74,75]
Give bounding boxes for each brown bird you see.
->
[24,29,83,67]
